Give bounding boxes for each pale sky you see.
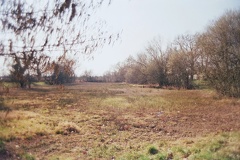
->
[77,0,240,76]
[1,0,240,76]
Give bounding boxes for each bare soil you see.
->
[0,83,239,159]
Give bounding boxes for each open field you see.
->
[0,82,240,160]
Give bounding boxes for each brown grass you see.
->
[0,82,239,159]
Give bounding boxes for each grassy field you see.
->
[0,82,240,160]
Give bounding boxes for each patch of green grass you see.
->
[119,153,149,160]
[192,80,210,89]
[21,153,35,160]
[0,140,6,154]
[32,82,47,86]
[117,132,240,160]
[156,153,168,160]
[0,111,51,141]
[101,97,131,108]
[1,82,19,88]
[186,132,240,160]
[172,146,191,159]
[1,83,239,159]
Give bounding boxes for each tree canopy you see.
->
[105,9,240,97]
[197,10,240,97]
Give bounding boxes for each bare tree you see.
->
[0,0,117,87]
[197,10,240,97]
[110,37,169,86]
[167,47,190,89]
[145,38,168,87]
[128,53,149,84]
[173,34,200,81]
[164,34,200,89]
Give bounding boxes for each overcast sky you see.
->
[1,0,240,76]
[77,0,240,76]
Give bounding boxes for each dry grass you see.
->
[0,82,239,159]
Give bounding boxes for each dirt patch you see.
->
[0,83,239,159]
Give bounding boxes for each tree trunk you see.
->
[20,81,25,88]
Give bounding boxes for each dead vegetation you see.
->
[0,82,239,159]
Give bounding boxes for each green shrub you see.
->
[148,146,159,155]
[0,140,6,154]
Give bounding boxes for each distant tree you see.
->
[123,38,168,86]
[110,36,199,89]
[51,64,74,84]
[167,47,190,89]
[9,52,49,88]
[102,71,114,82]
[124,58,146,84]
[145,38,168,87]
[49,54,75,84]
[81,70,93,82]
[103,55,148,84]
[124,68,136,83]
[0,0,116,88]
[115,62,129,82]
[127,53,149,84]
[198,10,240,97]
[110,38,169,86]
[173,34,200,81]
[166,34,200,89]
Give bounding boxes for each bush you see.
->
[0,140,6,154]
[148,146,159,155]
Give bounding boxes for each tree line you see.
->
[103,10,240,97]
[0,1,239,97]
